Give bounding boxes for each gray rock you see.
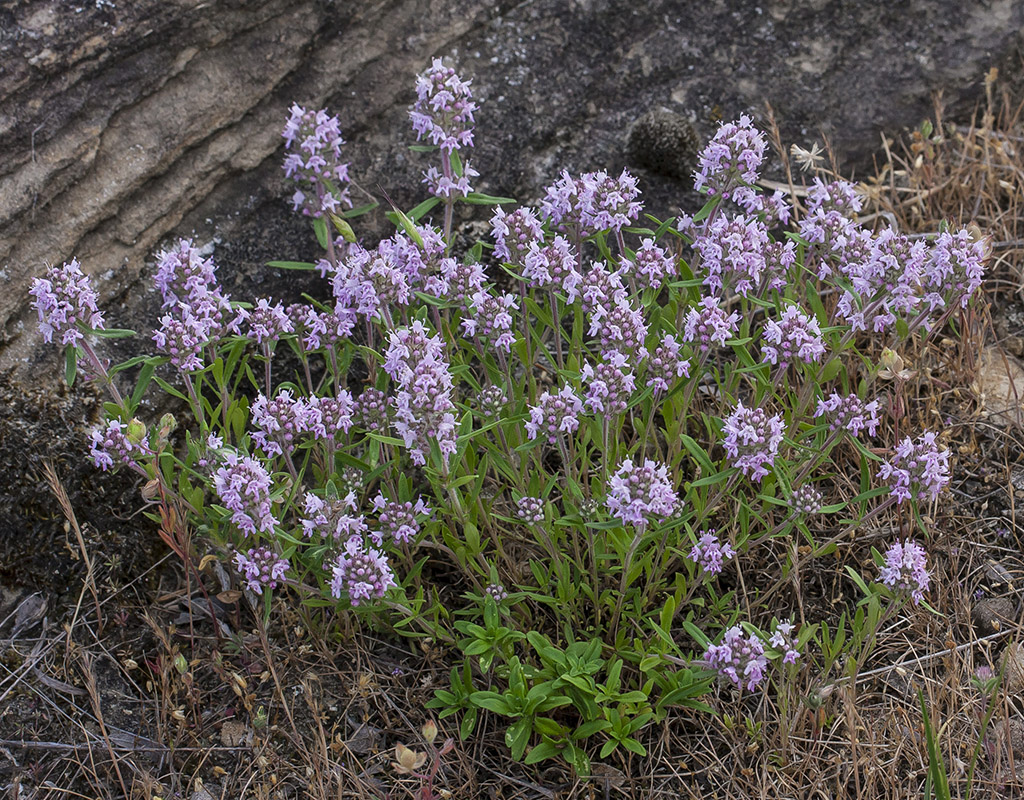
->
[2,0,1022,380]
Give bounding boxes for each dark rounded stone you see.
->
[626,109,700,182]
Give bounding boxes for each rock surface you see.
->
[2,0,1023,378]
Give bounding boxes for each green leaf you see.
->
[130,360,156,409]
[64,347,78,388]
[313,217,329,249]
[408,196,442,222]
[408,144,438,153]
[341,201,379,219]
[461,192,517,205]
[88,327,136,339]
[266,260,318,271]
[525,741,559,764]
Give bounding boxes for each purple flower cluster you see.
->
[761,305,826,368]
[152,307,210,372]
[768,620,801,664]
[373,493,430,544]
[300,306,357,350]
[704,625,768,692]
[281,104,351,217]
[624,239,676,291]
[234,546,289,595]
[692,115,767,198]
[879,539,931,605]
[806,178,863,217]
[213,452,278,537]
[330,536,397,606]
[689,529,735,575]
[89,420,150,471]
[477,385,507,418]
[241,298,294,345]
[515,496,545,525]
[581,352,636,419]
[923,228,986,311]
[526,384,584,443]
[683,296,739,355]
[588,299,649,360]
[250,390,315,457]
[384,322,458,466]
[309,392,355,442]
[878,431,950,504]
[814,392,880,438]
[353,387,389,431]
[647,334,691,394]
[540,169,642,236]
[333,242,413,322]
[837,228,927,332]
[578,261,627,315]
[463,289,518,352]
[734,187,792,228]
[491,206,545,266]
[485,583,509,602]
[301,491,367,541]
[30,259,105,347]
[423,161,479,199]
[410,58,477,154]
[694,213,769,296]
[523,236,581,297]
[605,458,679,531]
[789,484,823,515]
[722,401,785,482]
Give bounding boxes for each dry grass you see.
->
[7,70,1024,800]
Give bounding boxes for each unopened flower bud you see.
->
[421,719,438,744]
[126,417,148,445]
[158,413,177,438]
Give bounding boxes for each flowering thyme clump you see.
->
[923,227,987,311]
[526,384,584,444]
[330,537,396,606]
[89,420,149,471]
[689,529,735,575]
[606,458,679,531]
[581,353,636,419]
[879,539,931,604]
[373,494,430,544]
[722,402,785,482]
[761,305,826,368]
[789,484,824,515]
[282,104,351,217]
[694,213,769,296]
[515,496,545,525]
[234,547,289,595]
[250,390,311,457]
[30,259,105,347]
[385,322,458,466]
[814,392,880,438]
[301,492,366,541]
[769,620,801,664]
[683,295,739,354]
[704,625,768,692]
[213,452,278,537]
[878,432,950,503]
[693,114,767,198]
[647,334,691,394]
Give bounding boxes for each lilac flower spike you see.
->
[761,305,826,369]
[234,547,289,595]
[152,239,218,308]
[605,458,679,531]
[30,259,105,347]
[693,115,767,198]
[300,492,367,541]
[814,392,880,438]
[581,352,636,419]
[624,238,676,292]
[213,452,278,537]
[330,536,397,606]
[878,431,950,504]
[491,206,544,266]
[689,529,735,575]
[704,625,768,692]
[89,420,149,471]
[647,334,691,394]
[769,620,801,664]
[694,213,769,296]
[241,298,294,344]
[410,58,477,154]
[577,169,643,233]
[526,384,584,443]
[923,228,986,311]
[282,104,351,217]
[879,539,931,605]
[722,401,785,482]
[515,496,545,525]
[373,493,431,544]
[683,296,739,355]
